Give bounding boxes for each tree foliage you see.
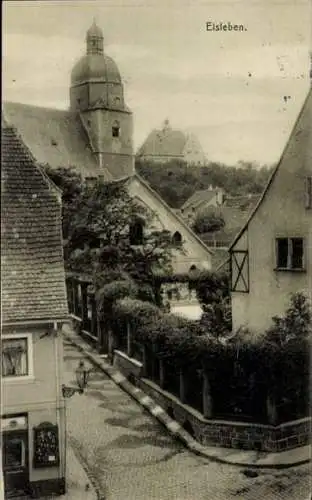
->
[136,158,273,208]
[43,166,180,306]
[192,208,225,234]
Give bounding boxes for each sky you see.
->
[3,0,312,165]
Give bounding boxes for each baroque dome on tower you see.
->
[71,20,121,85]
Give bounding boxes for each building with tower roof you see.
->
[3,21,213,287]
[137,119,207,166]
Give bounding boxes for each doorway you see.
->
[2,429,29,497]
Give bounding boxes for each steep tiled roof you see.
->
[127,174,213,256]
[1,124,68,323]
[137,127,187,159]
[3,102,103,179]
[224,194,261,211]
[230,88,312,249]
[181,189,220,211]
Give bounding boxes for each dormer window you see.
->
[305,176,312,208]
[112,121,120,138]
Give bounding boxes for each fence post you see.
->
[126,321,132,358]
[179,368,187,404]
[266,394,278,425]
[202,370,213,418]
[66,277,73,314]
[80,282,88,331]
[142,344,148,377]
[91,294,97,337]
[72,278,78,317]
[159,359,165,389]
[108,328,114,364]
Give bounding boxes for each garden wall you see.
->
[113,350,311,453]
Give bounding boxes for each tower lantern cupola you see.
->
[86,20,104,55]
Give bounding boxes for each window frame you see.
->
[305,176,312,209]
[172,231,183,247]
[129,219,144,246]
[2,333,34,382]
[275,237,305,272]
[112,121,120,138]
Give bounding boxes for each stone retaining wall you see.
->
[114,350,311,453]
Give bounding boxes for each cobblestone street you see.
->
[63,339,311,500]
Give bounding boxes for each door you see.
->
[2,430,29,497]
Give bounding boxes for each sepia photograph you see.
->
[1,0,312,499]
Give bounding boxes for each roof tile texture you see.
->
[1,125,68,322]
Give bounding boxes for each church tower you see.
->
[70,21,134,178]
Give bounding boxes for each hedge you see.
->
[110,292,311,423]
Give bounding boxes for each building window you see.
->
[305,176,312,208]
[276,237,304,270]
[112,121,120,138]
[2,336,32,378]
[129,220,144,245]
[172,231,182,246]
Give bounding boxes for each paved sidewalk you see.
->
[63,444,98,499]
[63,326,311,470]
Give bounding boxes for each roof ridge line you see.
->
[229,87,312,250]
[2,120,63,199]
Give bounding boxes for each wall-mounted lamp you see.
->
[62,360,92,399]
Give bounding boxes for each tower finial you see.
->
[163,118,171,131]
[86,19,104,55]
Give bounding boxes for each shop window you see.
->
[4,438,26,468]
[276,238,304,270]
[129,220,144,245]
[2,336,32,378]
[112,121,120,138]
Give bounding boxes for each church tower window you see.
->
[112,121,120,138]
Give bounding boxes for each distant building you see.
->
[3,21,213,276]
[180,186,225,220]
[230,88,312,333]
[180,189,260,248]
[136,119,207,166]
[1,121,68,496]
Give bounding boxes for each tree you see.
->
[192,208,225,234]
[195,271,232,336]
[43,166,181,305]
[135,158,273,208]
[40,164,83,240]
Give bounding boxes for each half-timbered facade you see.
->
[230,88,312,333]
